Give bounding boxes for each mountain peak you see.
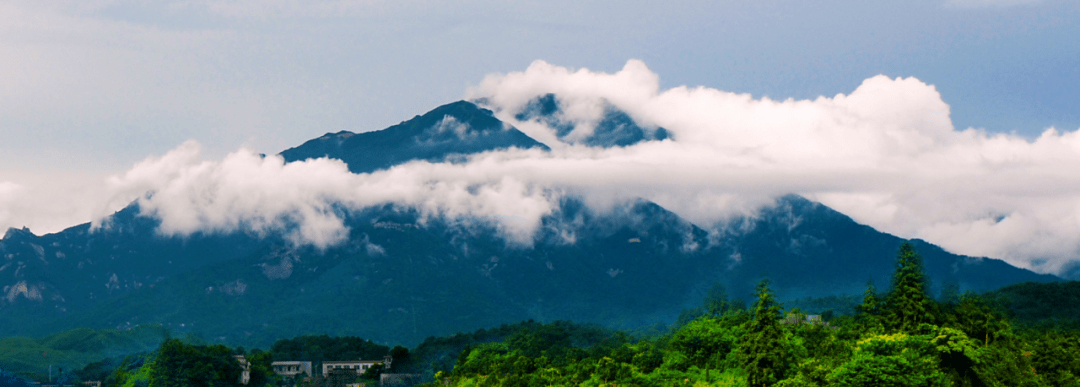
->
[280,100,548,174]
[2,226,33,240]
[513,93,670,148]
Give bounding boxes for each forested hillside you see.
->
[5,242,1067,387]
[425,243,1080,387]
[0,325,167,382]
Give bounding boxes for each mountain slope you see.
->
[280,100,548,174]
[0,99,1061,349]
[713,195,1058,299]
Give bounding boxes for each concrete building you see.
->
[321,360,382,376]
[235,355,251,385]
[271,361,313,378]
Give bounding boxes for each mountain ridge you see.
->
[0,98,1061,349]
[279,100,548,174]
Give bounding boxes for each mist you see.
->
[5,59,1080,276]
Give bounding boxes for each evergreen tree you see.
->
[738,279,789,387]
[884,242,934,332]
[855,280,883,331]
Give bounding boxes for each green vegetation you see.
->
[421,242,1080,387]
[101,339,256,387]
[738,280,788,387]
[884,243,934,332]
[6,242,1080,387]
[0,325,167,382]
[985,281,1080,330]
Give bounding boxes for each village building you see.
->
[271,361,313,378]
[235,355,251,385]
[321,360,382,376]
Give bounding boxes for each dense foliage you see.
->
[986,281,1080,330]
[54,242,1080,387]
[103,339,255,387]
[419,243,1080,387]
[0,324,167,382]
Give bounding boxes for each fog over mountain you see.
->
[27,60,1072,277]
[0,79,1065,346]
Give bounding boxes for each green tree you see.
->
[969,339,1039,387]
[855,280,883,332]
[884,242,934,332]
[592,356,633,384]
[828,333,948,387]
[389,345,411,372]
[146,339,241,387]
[738,279,789,387]
[245,350,277,387]
[951,293,1010,347]
[630,342,663,374]
[930,327,985,387]
[1030,330,1080,387]
[670,316,742,369]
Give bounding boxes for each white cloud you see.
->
[7,58,1080,277]
[0,175,112,236]
[96,141,556,248]
[466,60,1080,275]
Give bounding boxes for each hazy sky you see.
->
[3,0,1080,273]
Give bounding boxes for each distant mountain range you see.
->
[0,98,1060,348]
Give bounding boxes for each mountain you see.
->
[512,94,670,147]
[280,101,548,174]
[0,99,1060,350]
[710,195,1057,299]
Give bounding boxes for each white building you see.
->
[271,361,313,378]
[235,355,251,385]
[321,360,383,376]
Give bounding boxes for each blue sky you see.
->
[2,0,1080,274]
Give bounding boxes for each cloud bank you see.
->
[469,60,1080,275]
[7,59,1080,277]
[96,141,557,248]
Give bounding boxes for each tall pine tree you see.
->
[884,242,934,332]
[738,279,788,387]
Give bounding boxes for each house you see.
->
[271,361,313,378]
[321,360,382,376]
[235,355,251,385]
